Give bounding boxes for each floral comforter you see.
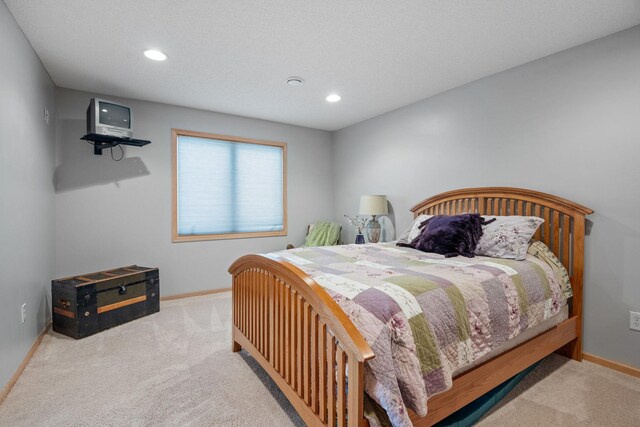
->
[267,243,568,427]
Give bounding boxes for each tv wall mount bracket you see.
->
[81,133,151,155]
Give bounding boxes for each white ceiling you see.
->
[6,1,640,131]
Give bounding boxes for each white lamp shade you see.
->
[359,195,388,215]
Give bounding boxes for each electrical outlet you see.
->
[21,303,26,324]
[43,107,49,125]
[630,311,640,332]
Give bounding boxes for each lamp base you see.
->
[366,216,382,244]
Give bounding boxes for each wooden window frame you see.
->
[171,128,287,242]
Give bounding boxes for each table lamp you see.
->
[359,195,388,243]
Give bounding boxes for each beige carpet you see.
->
[1,293,638,426]
[477,353,640,426]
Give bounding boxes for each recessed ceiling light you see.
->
[101,108,108,112]
[144,49,167,61]
[326,94,341,103]
[287,77,304,86]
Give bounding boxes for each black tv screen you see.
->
[99,101,131,129]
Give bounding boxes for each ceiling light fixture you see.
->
[287,77,304,86]
[326,94,341,103]
[143,49,167,61]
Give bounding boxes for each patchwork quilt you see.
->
[267,243,569,427]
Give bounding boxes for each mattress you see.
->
[453,304,569,376]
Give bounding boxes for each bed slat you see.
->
[291,289,298,390]
[303,303,311,404]
[553,210,561,255]
[337,346,347,427]
[285,285,291,384]
[534,205,542,240]
[543,208,551,245]
[278,280,284,375]
[319,321,327,421]
[327,333,337,427]
[310,311,318,412]
[259,272,264,357]
[296,295,303,397]
[562,215,571,268]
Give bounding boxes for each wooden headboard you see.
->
[412,187,592,275]
[411,187,593,357]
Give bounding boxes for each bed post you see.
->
[558,214,587,361]
[231,274,242,353]
[347,358,366,427]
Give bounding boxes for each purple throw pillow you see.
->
[399,214,494,258]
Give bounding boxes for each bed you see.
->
[229,187,593,426]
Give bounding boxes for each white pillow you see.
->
[397,214,433,245]
[475,216,544,260]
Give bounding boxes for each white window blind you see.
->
[174,132,286,240]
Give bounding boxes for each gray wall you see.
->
[0,2,56,388]
[332,26,640,368]
[54,89,334,297]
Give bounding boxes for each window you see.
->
[172,129,287,242]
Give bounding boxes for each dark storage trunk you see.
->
[52,265,159,339]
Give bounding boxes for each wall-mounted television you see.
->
[86,97,133,139]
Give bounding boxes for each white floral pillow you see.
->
[528,240,572,299]
[396,214,433,245]
[475,216,544,260]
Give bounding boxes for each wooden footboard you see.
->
[229,254,374,427]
